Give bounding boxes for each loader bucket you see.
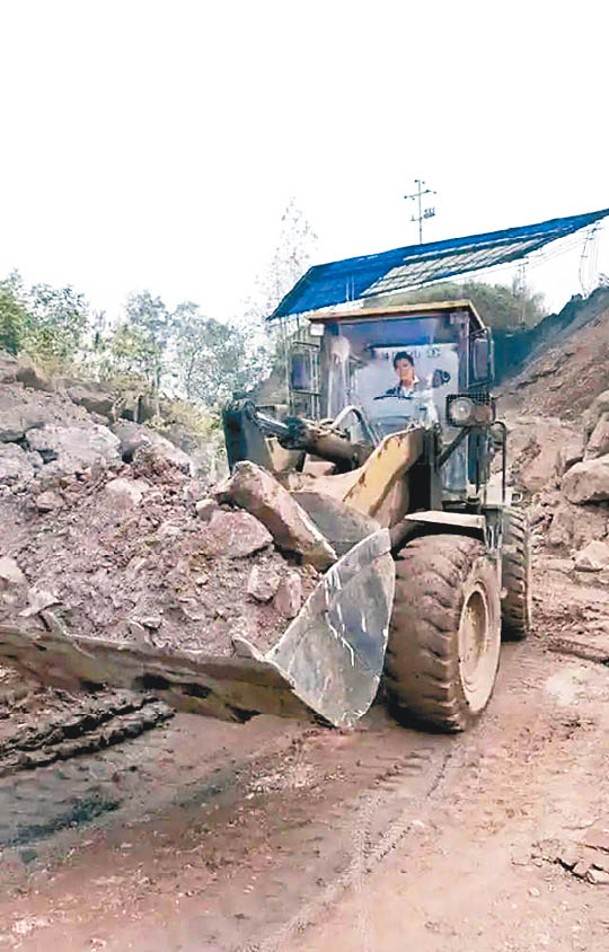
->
[0,529,395,729]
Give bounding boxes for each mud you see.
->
[0,688,173,779]
[0,558,607,951]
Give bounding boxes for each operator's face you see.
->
[395,358,415,386]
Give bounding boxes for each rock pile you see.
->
[496,294,609,571]
[0,356,330,675]
[509,393,609,570]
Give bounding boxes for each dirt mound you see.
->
[0,368,325,734]
[501,298,609,422]
[1,461,319,660]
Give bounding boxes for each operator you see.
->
[376,351,420,399]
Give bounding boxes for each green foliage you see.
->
[123,291,171,391]
[26,283,90,360]
[0,275,29,354]
[100,326,155,382]
[97,292,173,403]
[154,395,221,442]
[394,279,546,330]
[171,302,270,404]
[235,198,319,404]
[0,271,89,363]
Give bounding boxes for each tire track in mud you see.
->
[0,692,173,778]
[1,642,605,952]
[245,743,452,952]
[0,714,455,952]
[0,692,175,852]
[247,647,607,952]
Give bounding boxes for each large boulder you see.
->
[15,355,51,391]
[583,390,609,440]
[198,509,273,558]
[0,384,89,443]
[0,556,28,617]
[115,391,155,424]
[562,456,609,504]
[585,413,609,460]
[215,461,337,570]
[112,421,194,475]
[0,556,27,587]
[25,424,120,475]
[574,540,609,572]
[557,434,585,474]
[104,477,147,510]
[0,443,38,485]
[508,418,575,493]
[247,564,281,602]
[67,383,116,418]
[157,421,228,484]
[546,499,609,550]
[0,402,46,443]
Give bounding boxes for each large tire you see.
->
[501,507,532,641]
[385,534,501,732]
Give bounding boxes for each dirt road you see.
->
[0,560,608,952]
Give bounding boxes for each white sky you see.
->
[0,0,607,322]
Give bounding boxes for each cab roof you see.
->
[307,299,486,331]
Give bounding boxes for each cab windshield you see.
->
[321,315,461,437]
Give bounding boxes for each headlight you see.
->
[448,396,475,426]
[447,396,495,427]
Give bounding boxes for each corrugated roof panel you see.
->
[270,208,609,320]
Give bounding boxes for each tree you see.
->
[385,279,546,331]
[237,198,320,402]
[259,198,319,316]
[171,302,268,405]
[100,291,172,403]
[0,274,29,355]
[123,291,171,393]
[25,282,90,360]
[0,271,90,361]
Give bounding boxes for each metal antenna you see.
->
[404,179,437,244]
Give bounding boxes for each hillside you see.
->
[499,287,609,420]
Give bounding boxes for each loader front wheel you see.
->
[501,507,532,641]
[385,534,501,732]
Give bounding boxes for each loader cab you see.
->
[307,300,491,419]
[292,300,494,496]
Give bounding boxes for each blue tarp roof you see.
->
[270,207,609,320]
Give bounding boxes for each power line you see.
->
[404,179,437,244]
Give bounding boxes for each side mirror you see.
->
[432,369,451,389]
[472,335,492,382]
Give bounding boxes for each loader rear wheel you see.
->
[385,534,501,732]
[501,507,532,641]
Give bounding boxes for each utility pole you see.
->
[404,179,437,244]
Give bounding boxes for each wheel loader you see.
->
[0,300,531,733]
[221,299,532,731]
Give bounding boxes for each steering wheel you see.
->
[373,394,413,402]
